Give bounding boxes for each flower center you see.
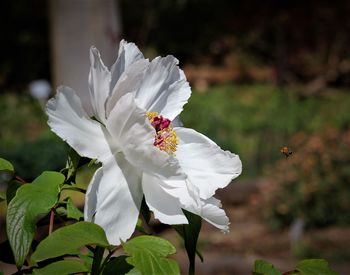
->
[146,112,178,154]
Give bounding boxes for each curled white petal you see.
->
[135,56,191,121]
[46,86,111,162]
[200,197,230,232]
[88,46,111,124]
[84,154,143,245]
[142,173,188,224]
[175,127,242,199]
[110,40,145,92]
[106,59,149,116]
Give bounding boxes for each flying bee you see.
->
[280,146,293,158]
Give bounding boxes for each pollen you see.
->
[146,112,178,154]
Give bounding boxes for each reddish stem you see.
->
[15,175,26,183]
[49,209,55,235]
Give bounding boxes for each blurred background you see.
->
[1,0,350,274]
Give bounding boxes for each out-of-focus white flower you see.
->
[46,40,242,245]
[29,80,51,100]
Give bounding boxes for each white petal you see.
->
[161,178,201,213]
[175,127,242,199]
[172,116,183,127]
[110,40,145,91]
[84,154,143,245]
[84,167,103,222]
[106,93,185,180]
[142,173,188,224]
[135,56,191,120]
[46,86,111,161]
[106,59,149,116]
[88,47,111,124]
[200,197,230,232]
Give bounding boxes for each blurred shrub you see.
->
[0,134,67,181]
[261,128,350,229]
[0,92,66,180]
[0,93,46,147]
[181,84,350,177]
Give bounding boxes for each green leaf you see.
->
[6,180,22,204]
[79,256,93,270]
[0,157,14,172]
[296,259,338,275]
[32,260,89,275]
[0,191,5,202]
[123,235,180,275]
[126,268,142,275]
[6,171,65,267]
[0,157,14,184]
[253,259,281,275]
[66,197,83,220]
[64,149,80,181]
[135,218,150,235]
[31,222,110,262]
[102,256,134,275]
[173,210,202,274]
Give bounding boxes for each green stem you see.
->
[91,246,105,275]
[99,246,121,272]
[188,257,195,275]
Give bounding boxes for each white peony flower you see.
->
[46,40,242,245]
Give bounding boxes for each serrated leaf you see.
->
[173,209,202,274]
[253,259,281,275]
[66,197,83,220]
[102,256,133,275]
[0,157,14,184]
[32,260,89,275]
[123,235,180,275]
[64,149,80,181]
[6,171,65,267]
[31,222,110,262]
[296,259,338,275]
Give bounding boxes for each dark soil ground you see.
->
[160,179,350,275]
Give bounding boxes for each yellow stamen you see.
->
[146,111,178,154]
[146,112,158,122]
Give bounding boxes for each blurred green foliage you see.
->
[0,136,66,181]
[0,93,45,147]
[181,84,350,177]
[0,93,66,180]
